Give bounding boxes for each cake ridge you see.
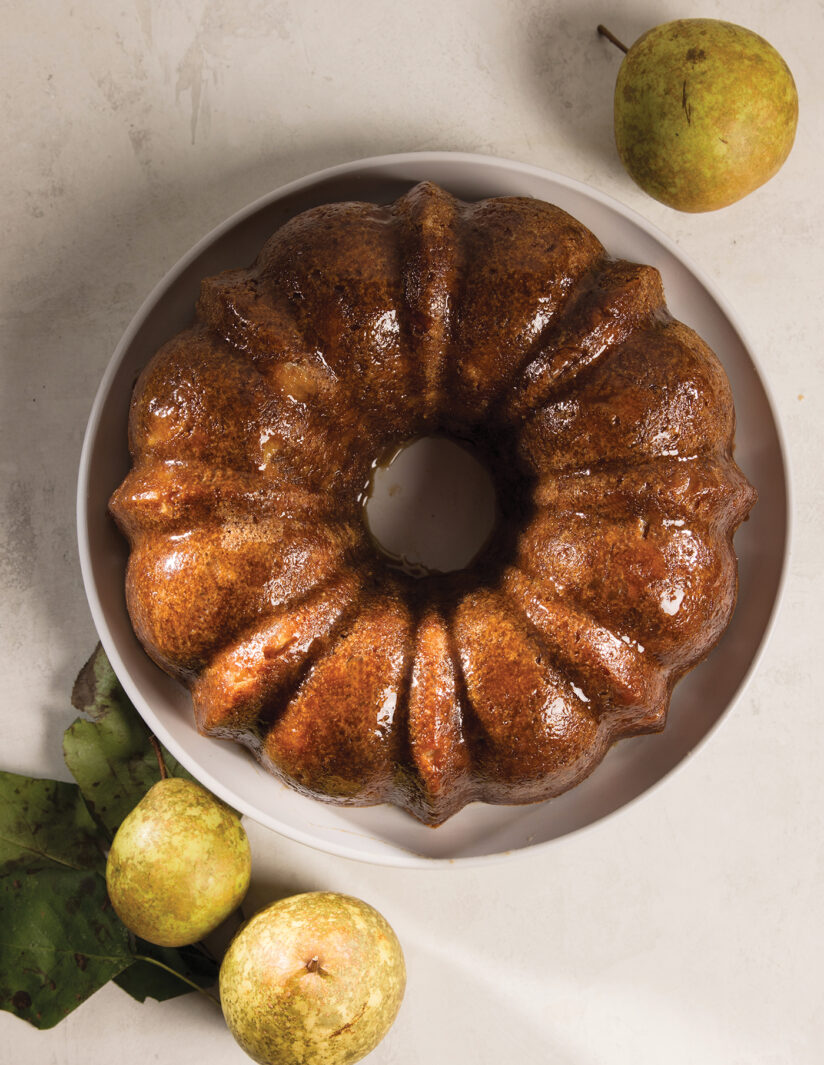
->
[530,456,756,532]
[262,594,413,804]
[504,258,667,421]
[561,521,734,670]
[391,181,460,422]
[499,567,669,733]
[440,597,493,799]
[438,192,605,423]
[257,199,426,442]
[193,572,363,738]
[450,587,602,799]
[406,606,475,824]
[502,559,651,665]
[197,270,318,372]
[514,323,740,478]
[255,582,367,739]
[492,583,607,723]
[112,458,335,538]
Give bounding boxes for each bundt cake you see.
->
[109,180,756,826]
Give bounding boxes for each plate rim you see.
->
[77,150,792,867]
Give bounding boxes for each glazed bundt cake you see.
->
[110,181,756,826]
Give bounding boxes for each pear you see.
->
[219,892,406,1065]
[106,777,251,947]
[604,19,798,211]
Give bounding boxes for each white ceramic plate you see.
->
[77,152,789,867]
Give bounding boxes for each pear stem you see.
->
[132,954,220,1007]
[597,25,629,54]
[149,734,168,780]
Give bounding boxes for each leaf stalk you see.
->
[131,954,220,1007]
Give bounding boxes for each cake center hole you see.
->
[364,436,498,577]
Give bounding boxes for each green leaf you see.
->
[0,867,132,1029]
[63,644,195,837]
[0,771,132,1029]
[0,771,105,875]
[114,941,219,1003]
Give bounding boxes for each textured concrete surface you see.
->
[1,1,822,1061]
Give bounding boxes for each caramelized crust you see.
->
[110,181,756,825]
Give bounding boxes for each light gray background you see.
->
[2,1,822,1061]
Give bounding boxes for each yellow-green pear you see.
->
[106,777,251,947]
[220,892,406,1065]
[608,19,798,211]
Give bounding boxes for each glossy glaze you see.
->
[110,181,756,825]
